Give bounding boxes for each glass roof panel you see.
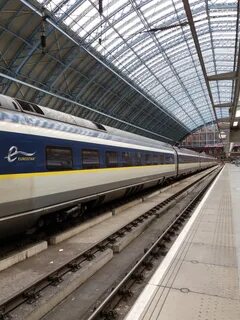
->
[37,0,237,134]
[105,0,129,17]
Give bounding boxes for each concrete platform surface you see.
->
[124,164,240,320]
[0,241,48,272]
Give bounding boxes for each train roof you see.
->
[0,94,173,152]
[0,94,215,159]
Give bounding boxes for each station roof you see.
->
[0,0,239,143]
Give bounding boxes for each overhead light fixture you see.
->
[233,121,238,127]
[236,110,240,117]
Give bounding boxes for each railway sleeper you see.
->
[83,252,96,261]
[125,225,132,232]
[0,311,10,320]
[68,261,82,272]
[101,309,118,320]
[168,230,176,237]
[131,273,145,282]
[150,250,161,259]
[108,236,117,244]
[157,243,166,250]
[96,244,108,252]
[23,289,40,304]
[131,221,139,227]
[172,225,180,231]
[48,274,63,286]
[163,235,171,242]
[142,260,154,270]
[116,230,125,238]
[118,289,133,299]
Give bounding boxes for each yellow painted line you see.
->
[0,164,175,180]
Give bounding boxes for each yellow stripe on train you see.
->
[0,164,177,180]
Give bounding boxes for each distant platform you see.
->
[125,164,240,320]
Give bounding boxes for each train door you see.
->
[172,147,179,177]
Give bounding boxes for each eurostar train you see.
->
[0,94,217,238]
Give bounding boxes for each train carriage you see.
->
[0,94,217,238]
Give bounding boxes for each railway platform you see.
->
[0,168,216,320]
[124,163,240,320]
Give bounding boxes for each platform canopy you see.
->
[0,0,239,142]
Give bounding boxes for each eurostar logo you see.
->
[4,146,36,163]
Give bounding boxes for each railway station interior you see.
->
[0,0,240,320]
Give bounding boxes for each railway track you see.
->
[0,166,220,320]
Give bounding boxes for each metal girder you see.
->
[231,0,240,104]
[182,0,221,139]
[214,103,233,108]
[230,0,240,127]
[217,119,231,124]
[204,0,221,118]
[208,72,237,81]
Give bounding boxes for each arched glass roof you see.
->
[35,0,236,131]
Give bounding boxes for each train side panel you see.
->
[0,129,176,219]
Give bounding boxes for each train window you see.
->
[122,151,132,166]
[106,151,118,168]
[153,153,158,165]
[179,155,187,163]
[145,153,152,165]
[82,149,100,169]
[46,147,73,170]
[165,153,174,164]
[92,122,107,131]
[31,103,44,115]
[159,153,164,164]
[135,152,142,166]
[12,102,19,110]
[16,99,34,112]
[16,99,44,115]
